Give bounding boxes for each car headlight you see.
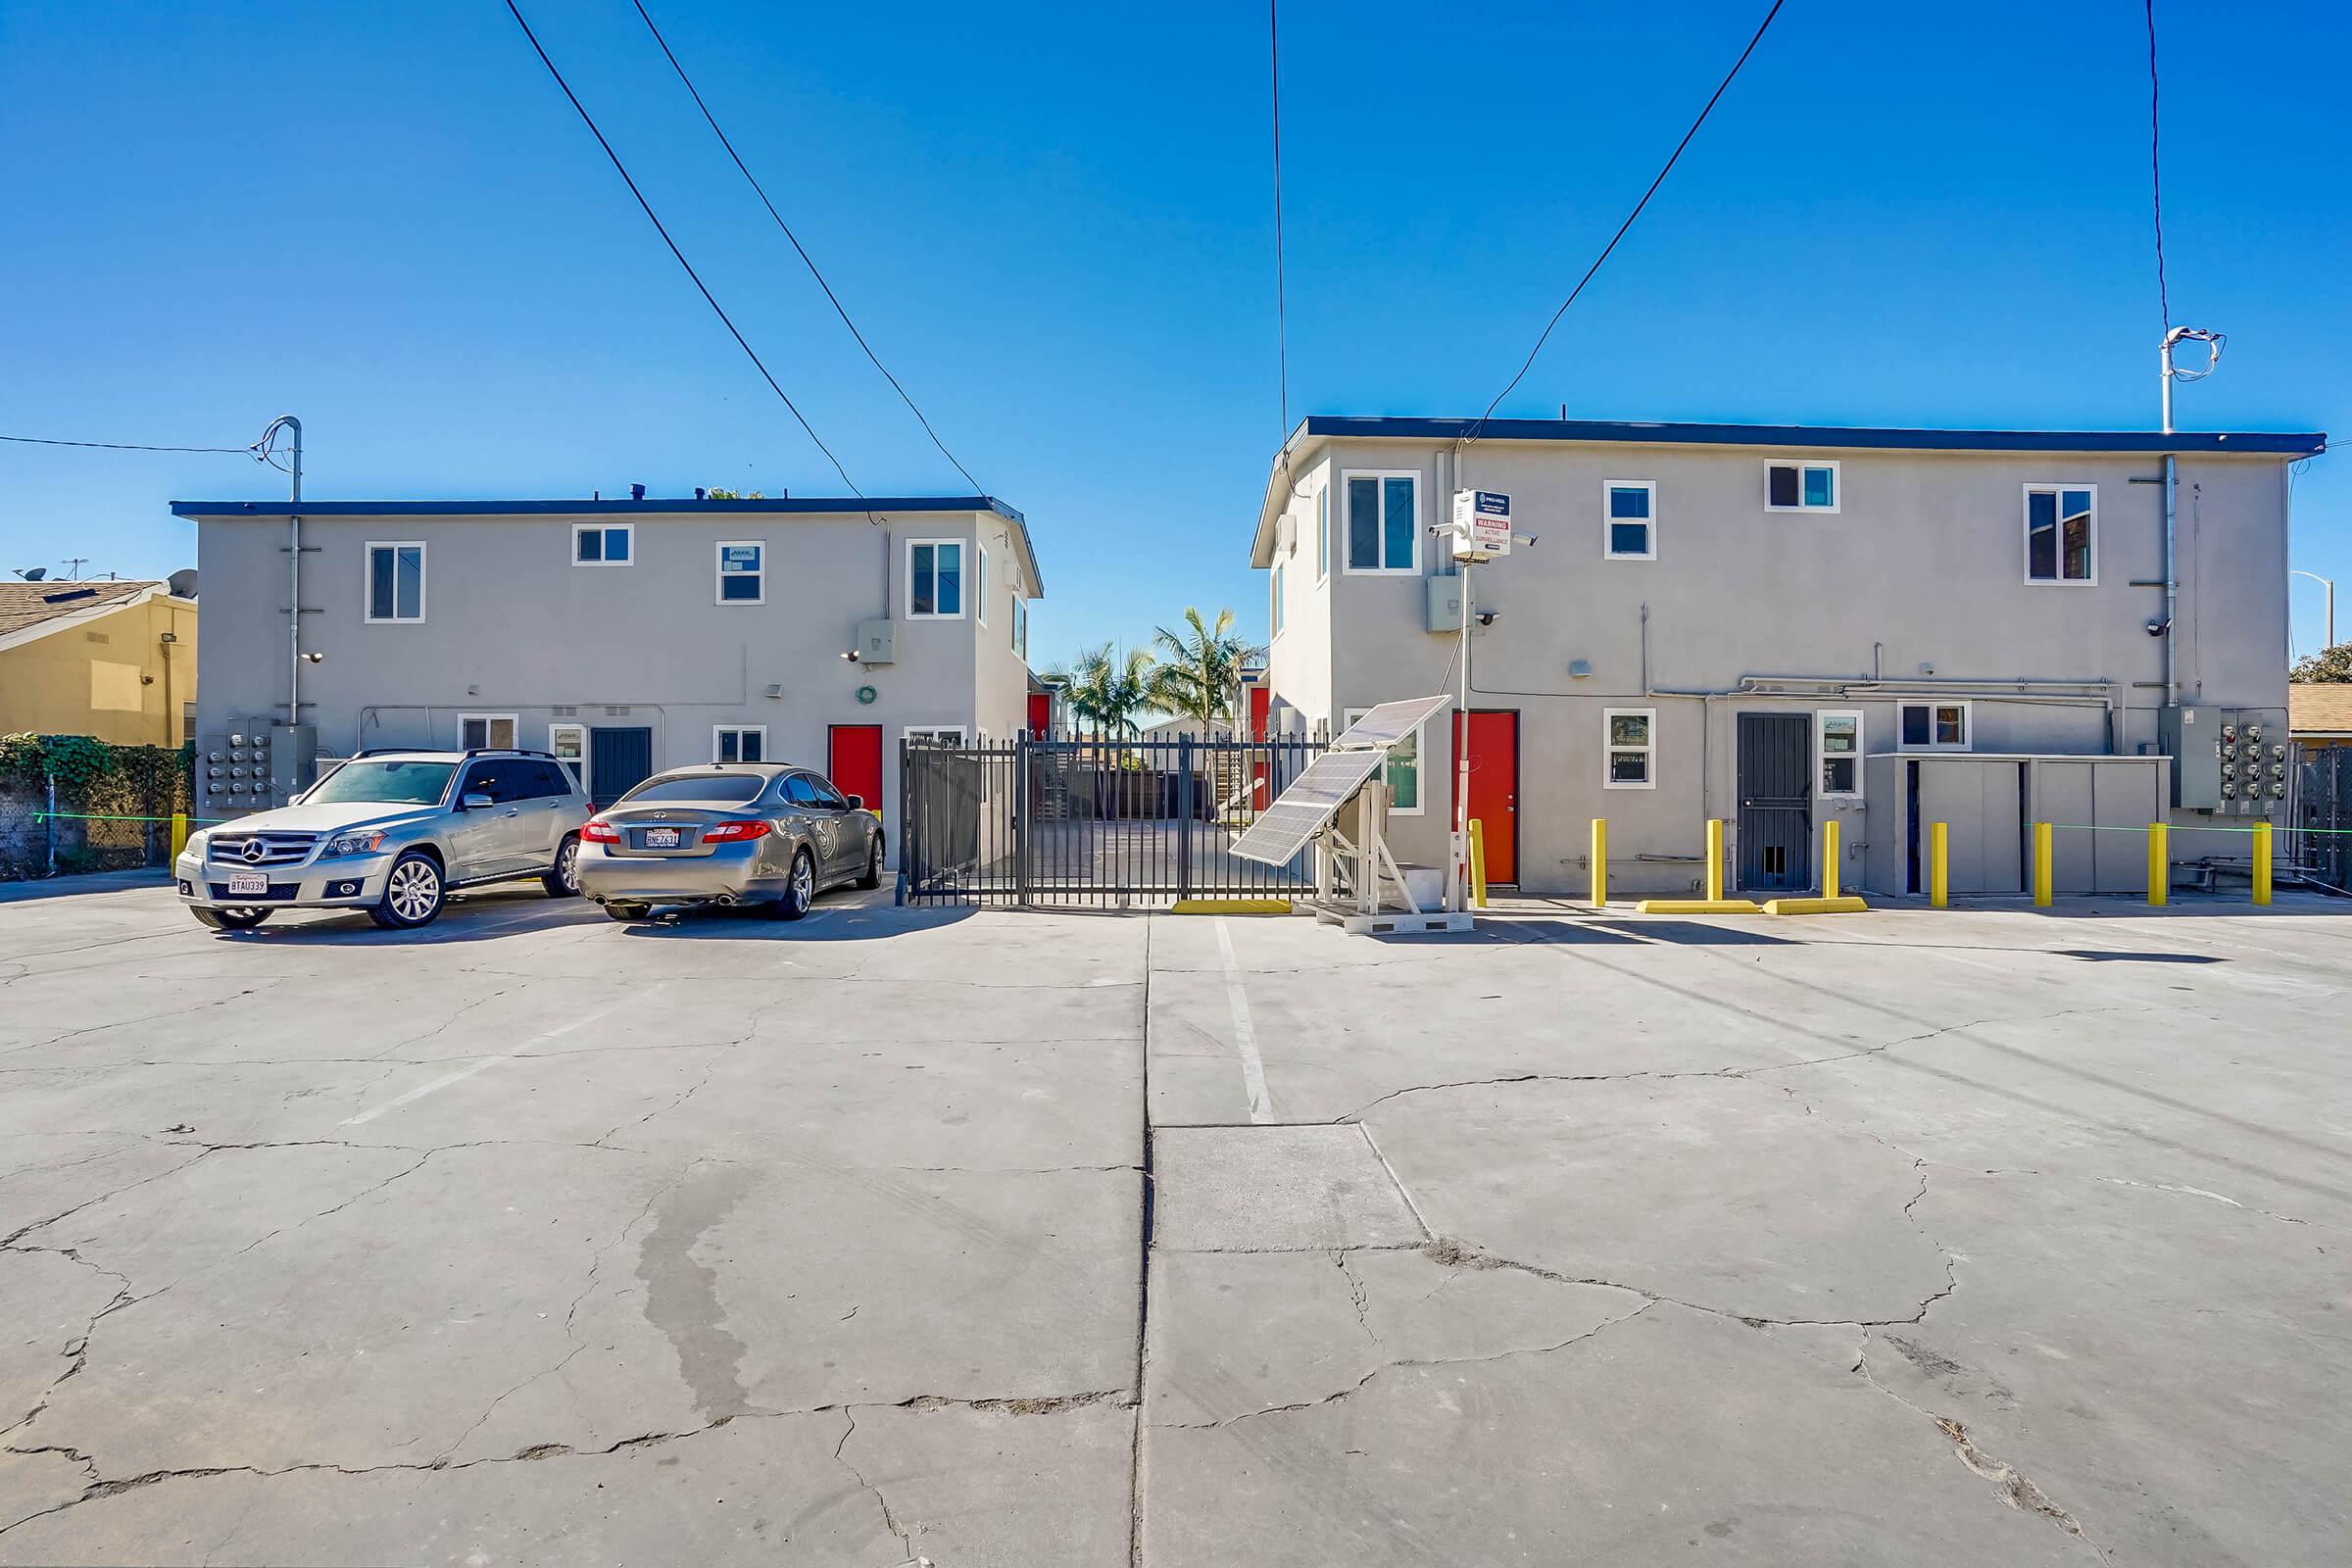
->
[323,829,389,858]
[182,832,209,859]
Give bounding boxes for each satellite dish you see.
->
[17,567,46,581]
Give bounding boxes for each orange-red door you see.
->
[1248,685,1273,809]
[1451,710,1519,885]
[1027,692,1053,738]
[828,724,884,813]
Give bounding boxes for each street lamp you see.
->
[2292,569,2335,650]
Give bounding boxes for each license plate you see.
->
[226,872,270,897]
[643,828,682,849]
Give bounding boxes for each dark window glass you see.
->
[2061,490,2091,580]
[1901,706,1931,747]
[577,529,602,563]
[1383,477,1414,567]
[1803,466,1835,508]
[809,776,849,809]
[1609,752,1648,784]
[304,760,456,806]
[1348,477,1380,568]
[721,575,760,603]
[463,764,520,804]
[911,544,935,615]
[525,761,573,799]
[783,774,825,806]
[623,774,766,805]
[935,543,962,615]
[606,527,629,563]
[1768,466,1799,508]
[1610,521,1650,556]
[2027,489,2058,580]
[1609,486,1650,519]
[369,547,397,618]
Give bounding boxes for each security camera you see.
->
[2144,617,2168,637]
[1475,611,1500,626]
[302,651,325,663]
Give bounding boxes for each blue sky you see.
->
[2,0,2346,663]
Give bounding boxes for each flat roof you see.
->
[174,495,1045,595]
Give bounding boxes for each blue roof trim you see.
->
[1297,416,2327,457]
[172,495,1026,520]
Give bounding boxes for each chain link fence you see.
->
[0,740,195,881]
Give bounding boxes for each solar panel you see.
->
[1332,694,1452,752]
[1229,749,1387,865]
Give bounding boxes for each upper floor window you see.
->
[1271,562,1286,637]
[1817,710,1862,798]
[1344,471,1418,573]
[366,542,425,623]
[1604,480,1657,560]
[975,545,990,625]
[716,541,764,604]
[1898,701,1970,751]
[1766,461,1838,514]
[1316,486,1331,581]
[2024,485,2096,584]
[1012,598,1029,661]
[573,523,632,564]
[908,539,964,617]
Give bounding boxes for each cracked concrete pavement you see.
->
[2,881,2349,1563]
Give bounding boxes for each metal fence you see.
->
[0,765,195,881]
[2295,744,2352,892]
[901,731,1326,906]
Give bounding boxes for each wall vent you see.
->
[605,706,631,716]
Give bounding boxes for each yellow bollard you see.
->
[2146,822,2168,907]
[170,812,189,859]
[1823,818,1840,901]
[1590,817,1607,907]
[1929,821,1948,908]
[1705,818,1725,903]
[1468,818,1489,908]
[2034,822,2053,907]
[2253,820,2273,906]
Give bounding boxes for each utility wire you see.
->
[2144,0,2171,332]
[502,0,865,504]
[1269,0,1290,441]
[629,0,983,497]
[1461,0,1787,448]
[1,433,257,456]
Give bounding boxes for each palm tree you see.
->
[1146,608,1263,733]
[1047,643,1157,737]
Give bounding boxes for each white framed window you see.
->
[1344,707,1423,814]
[1271,562,1285,638]
[548,722,587,794]
[2024,484,2097,585]
[905,724,968,746]
[716,541,764,605]
[365,541,426,623]
[1817,710,1863,799]
[1012,598,1029,661]
[460,713,517,750]
[1603,708,1656,789]
[1316,485,1331,581]
[1342,470,1420,574]
[572,523,633,565]
[713,724,766,763]
[976,545,990,625]
[906,539,965,618]
[1603,480,1657,560]
[1897,701,1971,752]
[1765,460,1839,514]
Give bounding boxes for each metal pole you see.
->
[1453,562,1471,913]
[2292,570,2335,650]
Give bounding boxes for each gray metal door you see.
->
[1737,712,1811,892]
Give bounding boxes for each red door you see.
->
[1248,685,1273,809]
[1451,710,1519,885]
[828,724,884,814]
[1027,692,1053,738]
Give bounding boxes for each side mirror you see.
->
[461,792,494,811]
[845,794,864,810]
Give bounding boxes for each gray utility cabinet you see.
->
[1862,754,2170,898]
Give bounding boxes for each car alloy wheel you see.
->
[387,858,441,923]
[557,838,580,893]
[791,852,815,908]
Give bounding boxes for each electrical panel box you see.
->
[1425,573,1463,633]
[270,723,318,803]
[2162,704,2284,815]
[857,618,896,664]
[196,717,276,817]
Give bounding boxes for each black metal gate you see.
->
[1737,712,1811,893]
[2297,744,2352,892]
[901,731,1325,906]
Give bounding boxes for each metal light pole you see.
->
[2158,327,2223,706]
[258,416,303,722]
[2292,569,2336,651]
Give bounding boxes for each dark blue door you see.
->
[1737,712,1811,892]
[589,727,654,809]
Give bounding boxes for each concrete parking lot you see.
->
[1,880,2347,1565]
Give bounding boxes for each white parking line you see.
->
[339,990,660,1125]
[1213,917,1274,1123]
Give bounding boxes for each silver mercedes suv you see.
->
[174,750,590,932]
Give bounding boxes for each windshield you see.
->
[621,773,766,806]
[301,760,458,807]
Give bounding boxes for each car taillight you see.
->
[701,819,771,842]
[580,819,621,844]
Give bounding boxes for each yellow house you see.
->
[0,579,199,747]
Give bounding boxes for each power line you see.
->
[1269,0,1290,441]
[1,433,256,456]
[1461,0,1787,448]
[502,0,865,504]
[629,0,983,496]
[2144,0,2171,332]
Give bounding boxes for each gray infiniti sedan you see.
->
[575,762,885,922]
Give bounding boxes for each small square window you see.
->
[1898,702,1970,752]
[2025,485,2096,584]
[367,542,426,622]
[1818,710,1862,798]
[574,524,632,564]
[1343,472,1419,573]
[717,541,764,604]
[1767,461,1839,514]
[714,725,765,763]
[460,713,516,750]
[1604,708,1656,789]
[1604,481,1656,559]
[908,540,965,617]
